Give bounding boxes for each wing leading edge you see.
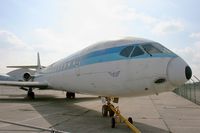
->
[0,81,48,89]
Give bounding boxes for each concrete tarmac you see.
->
[0,87,200,133]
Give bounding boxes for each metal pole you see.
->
[0,119,69,133]
[193,75,200,82]
[191,79,195,102]
[193,75,200,104]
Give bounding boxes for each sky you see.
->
[0,0,200,79]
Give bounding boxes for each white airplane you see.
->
[0,37,192,117]
[0,74,16,81]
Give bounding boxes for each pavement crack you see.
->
[149,96,172,133]
[49,109,90,128]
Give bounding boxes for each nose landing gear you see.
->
[101,97,141,133]
[102,104,115,117]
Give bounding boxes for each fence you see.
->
[173,82,200,105]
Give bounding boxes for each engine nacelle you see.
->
[23,72,32,81]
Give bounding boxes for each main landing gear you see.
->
[66,92,75,99]
[19,87,35,99]
[101,97,141,133]
[27,88,35,99]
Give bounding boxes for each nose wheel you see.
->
[101,97,141,133]
[102,104,115,117]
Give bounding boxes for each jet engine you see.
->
[23,72,32,81]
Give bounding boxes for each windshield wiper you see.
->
[143,48,152,56]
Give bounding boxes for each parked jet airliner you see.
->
[0,37,192,116]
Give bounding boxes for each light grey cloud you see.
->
[174,35,200,78]
[152,20,184,35]
[0,30,35,73]
[190,32,200,39]
[0,30,26,49]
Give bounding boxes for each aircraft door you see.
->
[74,57,80,76]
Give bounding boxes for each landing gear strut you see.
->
[101,97,115,117]
[101,97,141,132]
[102,104,115,117]
[66,92,75,99]
[27,88,35,99]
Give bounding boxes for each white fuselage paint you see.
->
[34,38,191,97]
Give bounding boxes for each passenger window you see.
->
[131,46,144,57]
[73,60,76,66]
[68,62,70,68]
[120,46,134,57]
[142,44,162,54]
[75,59,80,66]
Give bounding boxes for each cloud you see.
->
[0,30,35,73]
[174,35,200,79]
[190,32,200,39]
[0,0,187,74]
[29,0,133,56]
[0,30,27,49]
[152,20,184,35]
[30,0,184,54]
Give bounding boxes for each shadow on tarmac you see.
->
[0,93,170,133]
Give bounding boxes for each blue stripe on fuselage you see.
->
[81,45,126,59]
[79,45,177,66]
[41,45,178,74]
[80,52,177,67]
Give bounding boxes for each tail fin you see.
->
[37,52,42,70]
[7,52,45,70]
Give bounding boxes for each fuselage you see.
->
[0,74,16,81]
[34,37,192,97]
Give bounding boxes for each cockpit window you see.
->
[142,44,162,54]
[130,46,144,57]
[120,46,134,57]
[153,43,174,54]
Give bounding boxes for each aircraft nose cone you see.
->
[185,66,192,80]
[167,57,192,86]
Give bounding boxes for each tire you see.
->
[71,93,75,99]
[66,92,75,99]
[66,92,70,99]
[111,117,115,128]
[109,110,115,117]
[128,117,133,124]
[108,105,115,117]
[102,105,108,117]
[28,91,35,99]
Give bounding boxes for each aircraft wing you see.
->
[0,81,48,88]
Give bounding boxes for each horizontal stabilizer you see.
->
[0,81,48,88]
[7,65,38,69]
[7,66,46,69]
[7,52,45,70]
